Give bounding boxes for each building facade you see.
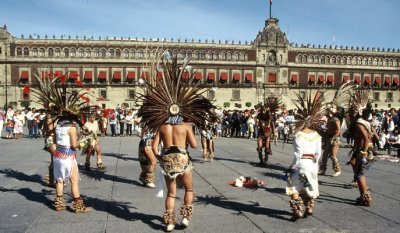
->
[1,17,400,110]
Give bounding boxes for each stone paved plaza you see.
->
[0,133,399,233]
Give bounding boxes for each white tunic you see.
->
[286,131,322,199]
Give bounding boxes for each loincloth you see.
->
[160,147,193,180]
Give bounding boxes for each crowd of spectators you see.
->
[2,104,400,157]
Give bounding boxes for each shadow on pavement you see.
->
[0,168,46,186]
[317,193,355,205]
[319,180,354,189]
[0,186,53,209]
[84,196,163,230]
[78,165,144,187]
[102,152,139,162]
[196,195,292,221]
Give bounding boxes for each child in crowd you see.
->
[5,119,13,139]
[283,122,290,143]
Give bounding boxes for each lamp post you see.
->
[4,46,8,108]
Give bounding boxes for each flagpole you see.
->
[269,0,272,19]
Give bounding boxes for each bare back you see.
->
[152,122,197,155]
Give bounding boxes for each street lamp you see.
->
[4,46,8,108]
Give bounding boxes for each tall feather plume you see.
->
[136,51,216,132]
[330,81,354,110]
[349,86,371,115]
[264,95,282,114]
[292,89,326,132]
[30,70,97,126]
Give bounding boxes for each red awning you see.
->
[233,73,240,81]
[291,75,298,82]
[364,76,371,84]
[375,77,381,84]
[385,77,391,84]
[54,71,64,77]
[318,75,324,83]
[268,73,276,82]
[113,71,121,80]
[182,72,189,80]
[141,71,149,79]
[220,73,228,81]
[20,71,29,79]
[157,72,163,80]
[208,73,215,81]
[98,71,107,79]
[354,76,361,83]
[309,75,315,82]
[327,76,333,82]
[393,77,399,85]
[69,71,79,79]
[84,71,92,80]
[343,76,349,82]
[127,71,135,79]
[194,72,202,80]
[245,74,252,81]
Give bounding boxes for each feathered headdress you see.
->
[292,89,326,132]
[326,81,353,114]
[136,52,216,132]
[264,95,282,114]
[30,71,95,126]
[348,86,371,116]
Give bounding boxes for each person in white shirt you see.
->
[82,114,105,171]
[125,110,134,136]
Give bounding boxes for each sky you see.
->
[1,0,399,49]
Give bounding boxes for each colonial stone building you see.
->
[1,16,400,110]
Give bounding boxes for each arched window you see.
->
[93,49,99,57]
[358,57,362,65]
[326,56,330,64]
[314,55,319,64]
[85,48,91,57]
[55,48,60,57]
[320,56,325,64]
[130,49,135,58]
[78,48,84,57]
[123,49,129,58]
[48,48,54,57]
[200,51,206,60]
[220,52,226,60]
[32,48,38,56]
[23,47,29,56]
[332,57,336,64]
[64,48,69,57]
[194,51,199,60]
[115,49,121,58]
[137,50,144,58]
[226,52,232,60]
[214,52,219,60]
[70,48,76,57]
[233,52,239,61]
[384,59,388,66]
[101,49,106,58]
[389,59,393,67]
[16,47,22,56]
[207,51,213,60]
[109,49,115,58]
[187,51,192,59]
[39,48,45,56]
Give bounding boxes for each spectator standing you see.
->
[0,108,4,138]
[109,110,117,137]
[117,108,125,136]
[125,110,134,136]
